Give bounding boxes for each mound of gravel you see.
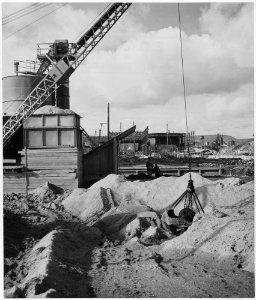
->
[34,105,76,115]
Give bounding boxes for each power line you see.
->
[3,4,67,41]
[3,3,53,26]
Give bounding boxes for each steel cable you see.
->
[2,3,39,21]
[3,3,53,26]
[3,4,67,40]
[178,3,192,179]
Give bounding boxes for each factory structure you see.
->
[2,3,191,193]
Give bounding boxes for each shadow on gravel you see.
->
[4,209,100,297]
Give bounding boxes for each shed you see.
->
[23,106,82,148]
[83,125,136,187]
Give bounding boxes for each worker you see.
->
[146,157,154,176]
[154,163,161,178]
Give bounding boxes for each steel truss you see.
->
[3,3,131,147]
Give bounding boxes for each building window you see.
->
[45,130,58,146]
[60,130,75,146]
[28,130,42,147]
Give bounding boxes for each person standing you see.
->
[154,163,161,178]
[146,157,154,176]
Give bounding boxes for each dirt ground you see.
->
[3,175,255,298]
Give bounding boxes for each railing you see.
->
[36,42,77,58]
[14,60,41,74]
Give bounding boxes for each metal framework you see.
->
[80,126,97,149]
[3,2,131,147]
[171,179,204,218]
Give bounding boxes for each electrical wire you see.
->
[3,4,67,40]
[178,3,192,179]
[3,3,53,26]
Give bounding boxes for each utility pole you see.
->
[107,103,110,141]
[120,122,122,133]
[133,121,135,154]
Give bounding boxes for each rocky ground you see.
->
[3,174,255,298]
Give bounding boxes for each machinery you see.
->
[3,3,131,148]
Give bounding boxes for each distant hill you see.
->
[194,135,237,144]
[195,135,254,146]
[236,138,254,145]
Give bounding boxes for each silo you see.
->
[2,75,54,116]
[56,79,70,109]
[2,75,55,160]
[2,75,71,159]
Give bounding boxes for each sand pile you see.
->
[4,173,254,297]
[159,207,254,271]
[82,173,212,212]
[34,105,76,115]
[63,173,253,217]
[5,226,103,298]
[60,173,254,271]
[62,187,116,224]
[94,206,165,241]
[30,182,66,202]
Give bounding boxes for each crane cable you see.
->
[3,4,67,40]
[3,3,53,26]
[178,3,192,180]
[2,3,39,22]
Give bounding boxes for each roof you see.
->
[148,132,185,138]
[92,127,148,144]
[110,126,148,142]
[85,125,136,155]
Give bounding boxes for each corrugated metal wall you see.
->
[82,139,117,187]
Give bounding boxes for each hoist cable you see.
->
[3,4,67,40]
[178,3,192,180]
[2,3,39,21]
[3,3,52,26]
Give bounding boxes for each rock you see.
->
[5,286,23,298]
[125,218,144,239]
[212,209,229,218]
[140,226,168,244]
[50,203,57,210]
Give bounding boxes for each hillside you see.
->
[195,135,253,145]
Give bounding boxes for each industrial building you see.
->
[92,127,149,153]
[2,3,193,193]
[148,132,186,153]
[2,4,133,193]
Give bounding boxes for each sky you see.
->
[1,1,254,138]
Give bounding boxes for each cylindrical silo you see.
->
[56,79,70,109]
[2,75,54,160]
[2,74,70,159]
[2,75,54,116]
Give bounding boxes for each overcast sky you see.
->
[2,1,254,138]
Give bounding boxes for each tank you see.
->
[56,79,70,109]
[2,75,54,116]
[2,74,70,160]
